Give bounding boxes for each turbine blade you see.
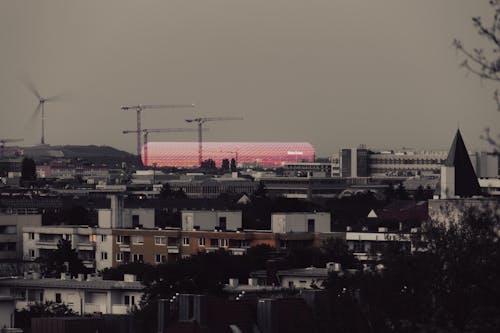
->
[25,104,41,130]
[22,77,42,100]
[44,92,68,103]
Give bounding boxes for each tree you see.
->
[221,158,230,171]
[21,157,36,181]
[325,205,500,332]
[395,183,409,200]
[15,301,77,332]
[200,159,216,170]
[230,158,237,172]
[159,183,173,199]
[38,239,87,277]
[453,1,500,152]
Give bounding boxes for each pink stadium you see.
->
[142,142,315,167]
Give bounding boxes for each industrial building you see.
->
[142,142,315,168]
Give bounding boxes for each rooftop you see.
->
[0,277,144,291]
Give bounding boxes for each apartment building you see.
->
[0,273,143,315]
[23,225,113,271]
[345,227,411,262]
[271,212,331,234]
[0,212,41,261]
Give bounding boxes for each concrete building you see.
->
[283,162,334,178]
[23,225,113,271]
[369,150,447,177]
[271,212,331,233]
[340,147,369,178]
[0,295,15,329]
[181,210,242,231]
[0,212,41,260]
[345,227,411,262]
[0,274,143,315]
[474,151,499,178]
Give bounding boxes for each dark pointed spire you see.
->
[445,129,481,197]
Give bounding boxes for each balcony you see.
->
[118,243,131,252]
[167,245,179,254]
[228,248,246,255]
[76,242,95,251]
[111,304,131,314]
[85,303,107,314]
[35,241,58,250]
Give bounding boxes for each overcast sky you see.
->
[0,0,497,157]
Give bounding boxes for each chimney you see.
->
[77,273,85,281]
[248,278,258,286]
[60,273,69,280]
[229,278,239,288]
[124,274,137,282]
[326,262,341,273]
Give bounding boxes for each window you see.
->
[101,235,106,242]
[101,252,108,260]
[89,234,97,242]
[155,254,167,263]
[132,235,144,245]
[307,219,315,232]
[280,241,288,249]
[116,252,124,262]
[133,253,143,262]
[219,217,227,230]
[210,239,218,247]
[29,249,36,258]
[155,236,167,246]
[116,235,123,244]
[219,239,228,247]
[124,295,130,305]
[199,237,205,246]
[132,215,140,227]
[55,293,61,303]
[29,232,35,240]
[182,237,190,246]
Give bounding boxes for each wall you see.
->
[0,213,41,260]
[271,213,331,233]
[0,299,15,328]
[181,211,242,231]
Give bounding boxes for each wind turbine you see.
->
[24,80,63,145]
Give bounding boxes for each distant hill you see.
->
[23,145,138,167]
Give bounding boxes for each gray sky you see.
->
[0,0,498,157]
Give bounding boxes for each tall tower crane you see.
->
[120,104,195,162]
[0,139,23,159]
[184,117,243,167]
[122,128,203,166]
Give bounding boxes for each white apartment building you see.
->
[23,225,113,271]
[0,273,143,315]
[345,228,411,261]
[271,212,331,233]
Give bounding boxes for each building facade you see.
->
[0,212,41,261]
[143,142,315,168]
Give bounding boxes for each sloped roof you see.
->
[444,130,481,197]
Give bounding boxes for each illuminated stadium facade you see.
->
[142,142,315,168]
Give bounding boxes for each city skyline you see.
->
[0,0,497,157]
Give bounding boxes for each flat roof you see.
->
[0,278,144,291]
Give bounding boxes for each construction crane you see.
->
[0,139,23,159]
[185,117,243,167]
[120,104,195,162]
[122,127,203,166]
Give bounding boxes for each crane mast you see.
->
[123,127,200,166]
[185,117,243,167]
[120,104,195,165]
